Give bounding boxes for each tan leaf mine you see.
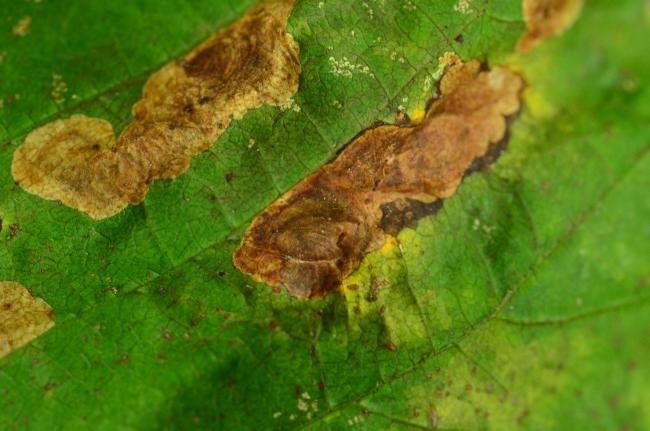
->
[233,60,524,299]
[517,0,584,53]
[12,0,300,220]
[1,281,54,358]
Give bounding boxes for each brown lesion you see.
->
[12,0,300,220]
[0,281,55,358]
[517,0,584,53]
[233,60,524,299]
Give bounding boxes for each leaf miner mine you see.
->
[12,0,300,220]
[517,0,584,53]
[0,281,54,358]
[233,60,524,299]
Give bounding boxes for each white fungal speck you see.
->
[454,0,472,14]
[403,1,416,11]
[329,56,373,78]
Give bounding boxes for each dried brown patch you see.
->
[12,0,300,220]
[517,0,584,53]
[233,60,523,299]
[0,281,54,358]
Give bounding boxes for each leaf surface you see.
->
[0,0,648,429]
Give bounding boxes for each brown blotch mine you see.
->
[233,60,523,299]
[0,281,54,358]
[517,0,584,53]
[12,0,300,220]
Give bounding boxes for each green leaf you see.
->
[1,0,648,429]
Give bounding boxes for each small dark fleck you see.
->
[183,104,194,114]
[455,33,464,43]
[385,342,398,352]
[225,172,235,182]
[7,223,20,240]
[517,408,530,425]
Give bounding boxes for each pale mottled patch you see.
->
[234,60,523,299]
[12,0,300,220]
[0,281,54,358]
[518,0,584,53]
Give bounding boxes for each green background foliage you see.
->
[1,0,648,429]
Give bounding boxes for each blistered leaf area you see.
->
[234,60,523,298]
[0,281,54,358]
[11,0,300,220]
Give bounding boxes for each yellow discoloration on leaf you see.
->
[518,0,584,53]
[12,0,300,220]
[379,235,398,256]
[0,281,54,359]
[408,107,426,124]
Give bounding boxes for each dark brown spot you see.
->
[454,33,464,43]
[225,172,235,183]
[385,342,398,352]
[380,199,443,236]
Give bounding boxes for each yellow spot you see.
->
[523,86,556,118]
[0,281,54,358]
[380,235,398,256]
[12,16,32,37]
[409,107,426,124]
